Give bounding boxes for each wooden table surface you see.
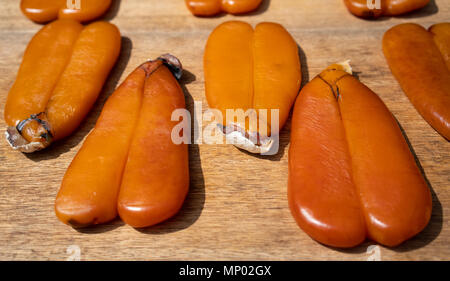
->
[0,0,449,261]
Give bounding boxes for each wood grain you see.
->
[0,0,448,261]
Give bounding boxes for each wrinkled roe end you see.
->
[158,54,183,80]
[5,126,46,153]
[219,123,275,154]
[5,112,53,153]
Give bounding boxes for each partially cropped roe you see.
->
[185,0,263,16]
